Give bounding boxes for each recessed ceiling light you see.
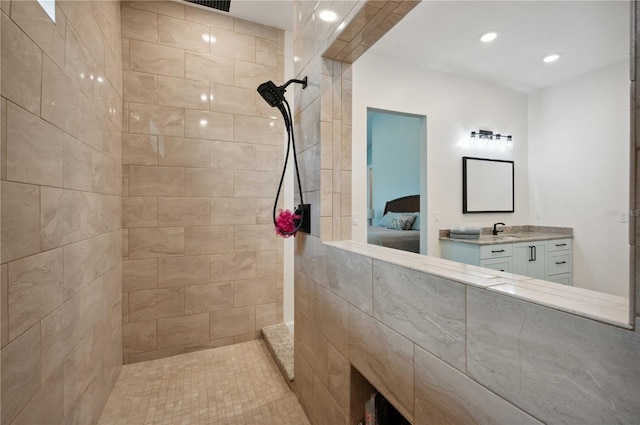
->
[543,53,561,63]
[480,31,498,43]
[319,10,338,22]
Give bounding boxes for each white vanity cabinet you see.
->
[440,237,572,284]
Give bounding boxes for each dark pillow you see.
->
[388,218,411,230]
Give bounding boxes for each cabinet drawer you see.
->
[480,244,512,259]
[480,257,512,273]
[548,252,572,275]
[548,238,572,252]
[547,273,572,285]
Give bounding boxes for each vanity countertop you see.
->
[439,225,573,245]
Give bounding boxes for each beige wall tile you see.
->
[128,1,185,19]
[234,224,276,252]
[63,137,94,192]
[128,227,185,259]
[256,198,273,225]
[158,136,209,167]
[234,170,277,198]
[128,102,185,137]
[123,293,129,323]
[1,182,41,263]
[158,255,209,287]
[129,40,185,78]
[210,306,255,339]
[184,110,233,140]
[157,76,210,110]
[210,84,255,115]
[6,101,63,187]
[129,165,184,196]
[2,265,7,348]
[10,363,64,425]
[234,19,277,41]
[210,140,256,170]
[327,343,350,412]
[256,38,277,67]
[94,74,123,130]
[184,226,234,255]
[1,13,42,115]
[184,337,234,353]
[123,134,158,165]
[7,249,63,342]
[234,276,276,307]
[92,151,121,196]
[122,6,158,42]
[185,282,233,314]
[127,346,185,363]
[255,303,277,329]
[158,14,209,53]
[123,197,158,228]
[9,1,65,69]
[210,252,256,282]
[1,323,41,425]
[233,331,261,344]
[157,313,209,348]
[234,61,276,90]
[184,6,234,29]
[185,52,234,85]
[123,70,158,103]
[234,115,278,145]
[157,197,210,227]
[123,320,157,354]
[123,258,158,291]
[64,25,96,98]
[211,198,256,225]
[185,168,234,197]
[209,27,255,61]
[129,287,184,321]
[256,144,277,172]
[256,251,276,278]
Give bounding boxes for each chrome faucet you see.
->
[492,222,506,235]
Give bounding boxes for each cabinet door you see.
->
[480,257,512,273]
[512,242,547,279]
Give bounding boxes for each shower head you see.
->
[256,77,308,108]
[257,81,286,107]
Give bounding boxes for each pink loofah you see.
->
[275,209,301,238]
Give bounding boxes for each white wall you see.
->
[353,54,529,256]
[369,111,422,226]
[528,62,629,296]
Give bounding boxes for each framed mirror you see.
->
[463,157,514,213]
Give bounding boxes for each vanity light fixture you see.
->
[480,31,498,43]
[470,130,512,144]
[543,53,561,63]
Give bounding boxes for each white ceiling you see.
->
[179,0,294,31]
[367,1,630,93]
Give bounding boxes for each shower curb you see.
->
[262,323,294,389]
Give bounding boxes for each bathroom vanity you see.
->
[440,226,573,284]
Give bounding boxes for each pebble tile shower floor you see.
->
[98,340,310,425]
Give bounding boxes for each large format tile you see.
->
[129,287,185,322]
[211,198,256,225]
[348,305,414,423]
[327,246,373,314]
[210,306,255,339]
[157,197,210,226]
[123,197,158,228]
[233,170,277,198]
[209,84,255,115]
[185,226,234,255]
[6,102,64,187]
[158,136,209,167]
[1,182,40,263]
[158,14,209,53]
[185,52,234,85]
[296,234,328,287]
[158,255,209,287]
[373,260,466,371]
[313,284,349,355]
[234,225,276,252]
[123,320,157,354]
[129,165,184,196]
[184,110,233,140]
[185,282,233,314]
[234,276,276,307]
[123,258,158,291]
[414,345,542,425]
[1,13,42,115]
[1,323,41,425]
[209,27,255,61]
[128,103,185,137]
[210,252,256,282]
[7,249,64,341]
[128,227,185,259]
[185,168,234,197]
[157,313,209,349]
[210,140,255,170]
[123,70,157,104]
[157,76,209,110]
[467,287,640,424]
[129,40,185,78]
[122,6,158,43]
[123,134,158,165]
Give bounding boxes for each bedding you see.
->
[367,195,421,253]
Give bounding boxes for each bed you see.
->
[367,195,420,253]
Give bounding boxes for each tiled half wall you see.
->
[121,1,285,363]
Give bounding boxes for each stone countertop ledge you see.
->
[325,240,631,329]
[439,225,573,245]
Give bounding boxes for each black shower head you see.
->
[257,77,308,108]
[257,81,286,107]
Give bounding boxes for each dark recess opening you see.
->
[185,0,231,12]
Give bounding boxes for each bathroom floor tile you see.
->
[98,340,310,425]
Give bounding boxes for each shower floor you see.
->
[97,340,310,425]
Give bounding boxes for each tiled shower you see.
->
[0,0,285,423]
